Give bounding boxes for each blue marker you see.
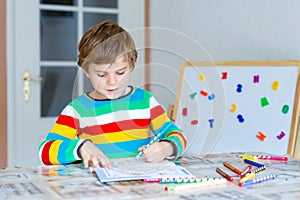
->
[244,159,264,168]
[136,122,172,159]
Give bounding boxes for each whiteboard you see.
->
[174,61,300,157]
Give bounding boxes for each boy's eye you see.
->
[116,71,126,75]
[97,74,106,77]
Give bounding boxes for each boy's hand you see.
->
[79,140,112,168]
[139,141,174,162]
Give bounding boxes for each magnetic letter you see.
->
[222,72,228,80]
[256,131,266,141]
[253,75,260,83]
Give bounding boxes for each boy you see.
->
[38,20,187,168]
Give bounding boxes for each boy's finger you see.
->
[91,157,100,168]
[83,158,89,168]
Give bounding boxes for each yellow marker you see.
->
[240,172,255,183]
[229,104,237,113]
[272,81,279,90]
[199,74,205,81]
[242,154,258,162]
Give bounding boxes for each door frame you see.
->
[0,0,7,168]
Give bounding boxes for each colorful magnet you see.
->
[229,104,237,113]
[237,114,245,123]
[200,90,208,96]
[256,131,266,141]
[199,74,205,81]
[208,119,214,128]
[182,108,187,116]
[191,120,198,125]
[222,72,228,80]
[253,75,260,83]
[236,84,243,93]
[277,131,286,140]
[208,93,215,100]
[282,104,289,114]
[272,81,279,91]
[190,92,197,100]
[261,97,269,107]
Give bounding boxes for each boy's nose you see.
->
[107,75,117,85]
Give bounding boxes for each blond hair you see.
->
[77,20,138,71]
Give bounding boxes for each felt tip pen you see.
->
[238,154,288,161]
[238,174,276,187]
[255,155,288,161]
[165,178,228,193]
[240,164,253,177]
[239,172,255,183]
[136,123,172,159]
[245,165,266,176]
[143,178,161,183]
[216,167,234,182]
[160,177,222,184]
[243,159,264,168]
[241,154,258,162]
[223,162,242,175]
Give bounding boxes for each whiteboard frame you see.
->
[173,60,300,157]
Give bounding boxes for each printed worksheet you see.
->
[94,157,195,182]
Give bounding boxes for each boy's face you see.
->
[83,55,133,100]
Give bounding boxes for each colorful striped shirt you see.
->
[39,87,187,165]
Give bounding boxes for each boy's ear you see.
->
[129,66,134,72]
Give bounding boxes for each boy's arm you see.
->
[38,106,87,165]
[149,96,187,159]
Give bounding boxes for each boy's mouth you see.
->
[106,89,117,92]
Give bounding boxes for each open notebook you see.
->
[94,157,194,182]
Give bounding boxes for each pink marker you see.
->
[240,164,253,178]
[143,178,161,183]
[255,155,288,161]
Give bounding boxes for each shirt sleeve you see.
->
[38,105,86,165]
[149,95,187,159]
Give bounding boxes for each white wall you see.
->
[149,0,300,110]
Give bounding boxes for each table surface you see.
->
[1,152,300,200]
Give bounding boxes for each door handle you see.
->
[23,71,43,102]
